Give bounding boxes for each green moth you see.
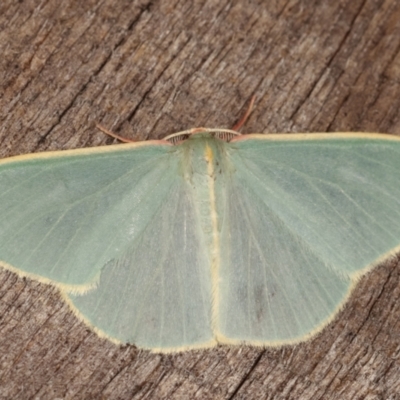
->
[0,128,399,352]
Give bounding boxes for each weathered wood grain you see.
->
[1,0,400,398]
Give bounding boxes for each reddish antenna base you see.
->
[231,95,256,131]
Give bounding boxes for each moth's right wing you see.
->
[216,134,400,346]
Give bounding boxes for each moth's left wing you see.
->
[66,173,214,351]
[0,142,214,351]
[0,143,176,288]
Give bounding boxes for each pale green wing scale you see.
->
[217,133,400,345]
[0,138,215,350]
[0,141,175,287]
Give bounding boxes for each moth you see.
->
[1,108,399,352]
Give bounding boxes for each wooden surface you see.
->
[1,0,400,398]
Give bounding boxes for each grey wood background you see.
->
[1,0,400,398]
